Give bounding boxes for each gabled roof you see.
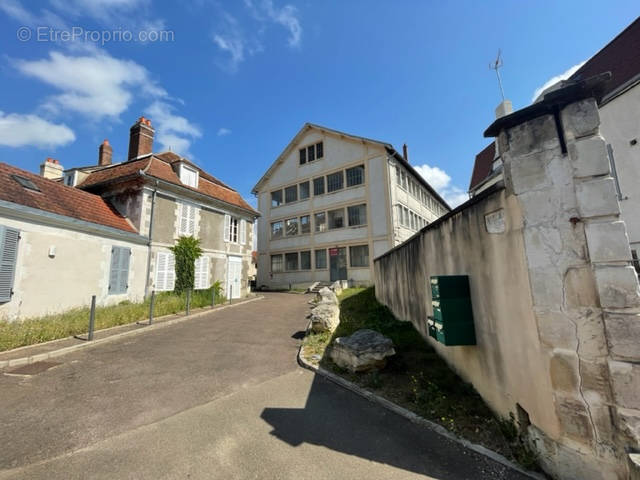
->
[78,154,258,216]
[570,16,640,103]
[251,122,451,210]
[0,163,136,233]
[468,142,495,191]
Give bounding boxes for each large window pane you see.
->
[328,208,345,229]
[299,181,310,200]
[300,215,311,234]
[327,171,343,192]
[271,254,283,272]
[300,251,311,270]
[313,177,325,195]
[299,148,306,165]
[315,249,327,269]
[285,218,298,236]
[271,221,283,239]
[316,142,324,159]
[271,190,282,207]
[314,212,326,232]
[346,165,365,187]
[307,145,316,162]
[349,245,369,267]
[285,252,298,271]
[347,204,367,226]
[285,185,298,203]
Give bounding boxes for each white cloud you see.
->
[259,0,302,47]
[0,111,75,148]
[414,163,468,208]
[14,50,165,119]
[145,101,202,156]
[217,127,232,136]
[532,61,586,102]
[0,0,65,28]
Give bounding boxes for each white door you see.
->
[227,256,242,299]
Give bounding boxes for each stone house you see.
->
[252,123,449,290]
[0,117,258,320]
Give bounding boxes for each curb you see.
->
[0,296,264,370]
[297,345,546,480]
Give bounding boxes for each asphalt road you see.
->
[0,293,531,480]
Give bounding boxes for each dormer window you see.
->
[64,171,77,187]
[179,164,199,188]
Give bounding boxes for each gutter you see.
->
[144,180,158,298]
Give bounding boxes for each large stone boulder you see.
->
[331,281,343,295]
[330,329,395,372]
[310,303,340,333]
[316,287,338,306]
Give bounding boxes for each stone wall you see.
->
[374,87,640,479]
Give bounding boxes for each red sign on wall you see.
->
[329,248,339,256]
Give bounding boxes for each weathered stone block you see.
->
[536,311,578,349]
[568,135,610,178]
[564,266,599,308]
[310,304,340,333]
[573,310,608,360]
[330,329,395,372]
[585,221,632,263]
[316,287,338,305]
[518,190,558,226]
[529,266,564,307]
[510,150,553,194]
[604,312,640,362]
[594,266,640,309]
[575,177,620,218]
[507,114,560,157]
[580,359,613,403]
[562,98,600,140]
[608,360,640,410]
[523,227,562,269]
[556,396,594,443]
[550,349,580,393]
[617,407,640,445]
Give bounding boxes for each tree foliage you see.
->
[170,236,203,294]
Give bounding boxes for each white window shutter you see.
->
[188,205,196,235]
[0,226,20,303]
[155,252,167,291]
[180,203,189,235]
[202,256,209,288]
[166,253,176,291]
[224,214,231,242]
[240,220,246,245]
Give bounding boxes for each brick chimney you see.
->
[402,143,409,161]
[127,116,154,161]
[98,139,112,166]
[40,157,64,180]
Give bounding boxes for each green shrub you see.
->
[170,236,203,294]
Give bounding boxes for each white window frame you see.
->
[194,255,210,290]
[240,219,246,245]
[155,251,175,292]
[179,164,199,188]
[178,202,197,236]
[224,214,239,243]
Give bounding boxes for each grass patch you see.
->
[302,287,539,471]
[0,285,226,352]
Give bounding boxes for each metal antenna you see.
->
[490,49,505,101]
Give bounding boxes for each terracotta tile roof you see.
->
[78,155,258,215]
[0,163,137,233]
[570,17,640,101]
[468,142,495,191]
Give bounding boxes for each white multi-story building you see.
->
[252,124,449,289]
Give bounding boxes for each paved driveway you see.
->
[0,293,531,480]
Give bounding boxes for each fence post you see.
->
[88,295,96,341]
[186,289,191,316]
[211,286,216,308]
[149,290,155,324]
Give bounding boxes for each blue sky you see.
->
[0,1,638,207]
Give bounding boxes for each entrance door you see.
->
[227,256,242,299]
[329,247,347,282]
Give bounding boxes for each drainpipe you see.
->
[144,180,158,298]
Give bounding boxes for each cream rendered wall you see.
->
[598,83,640,248]
[0,216,147,320]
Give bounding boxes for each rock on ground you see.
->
[310,303,340,333]
[330,329,395,372]
[316,287,339,305]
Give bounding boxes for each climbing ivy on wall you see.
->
[170,236,203,294]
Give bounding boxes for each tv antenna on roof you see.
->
[490,49,505,101]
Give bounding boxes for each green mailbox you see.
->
[427,275,476,346]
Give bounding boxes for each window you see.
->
[632,250,640,276]
[179,165,198,188]
[401,172,408,190]
[314,212,326,232]
[347,204,367,226]
[271,221,283,239]
[271,190,283,207]
[313,177,325,196]
[300,251,311,270]
[307,144,316,162]
[403,207,409,227]
[285,185,298,203]
[411,212,416,230]
[224,215,238,243]
[328,208,345,229]
[240,219,247,245]
[316,142,324,159]
[349,245,369,267]
[327,171,344,192]
[155,251,175,291]
[0,226,19,303]
[285,252,298,271]
[396,167,401,185]
[271,254,283,273]
[299,181,310,200]
[300,215,311,234]
[299,148,307,165]
[607,144,623,200]
[179,202,197,236]
[12,174,40,192]
[285,218,299,236]
[315,249,327,269]
[346,165,365,187]
[194,256,210,290]
[108,246,131,295]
